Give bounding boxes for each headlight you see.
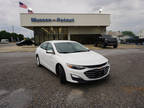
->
[67,64,85,70]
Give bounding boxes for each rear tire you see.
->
[101,44,106,48]
[113,44,118,48]
[36,56,41,67]
[94,43,97,47]
[57,65,66,84]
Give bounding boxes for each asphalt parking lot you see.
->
[0,48,144,108]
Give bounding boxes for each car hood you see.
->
[58,51,108,65]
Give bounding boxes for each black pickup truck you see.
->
[94,35,118,48]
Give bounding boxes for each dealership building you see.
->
[20,13,110,45]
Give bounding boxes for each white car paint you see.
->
[35,40,110,83]
[59,51,108,65]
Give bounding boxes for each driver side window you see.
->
[40,43,48,50]
[46,43,54,51]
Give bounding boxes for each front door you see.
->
[44,43,56,72]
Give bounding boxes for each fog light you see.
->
[71,74,80,78]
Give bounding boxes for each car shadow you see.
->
[100,46,114,49]
[66,77,111,89]
[39,65,58,78]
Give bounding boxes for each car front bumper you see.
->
[105,42,117,46]
[64,63,110,83]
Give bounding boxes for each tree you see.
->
[18,34,24,41]
[0,30,24,42]
[122,31,136,37]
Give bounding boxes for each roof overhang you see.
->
[20,13,111,27]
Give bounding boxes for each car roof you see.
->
[44,40,77,44]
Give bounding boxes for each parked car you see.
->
[16,40,33,46]
[94,35,118,48]
[0,39,9,44]
[35,40,110,84]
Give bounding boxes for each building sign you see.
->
[31,18,74,22]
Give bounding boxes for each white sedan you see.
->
[35,40,110,84]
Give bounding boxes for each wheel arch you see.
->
[55,63,65,75]
[36,54,39,58]
[55,63,63,76]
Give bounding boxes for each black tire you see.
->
[101,44,106,48]
[57,65,66,84]
[36,56,41,67]
[113,44,118,48]
[94,43,97,47]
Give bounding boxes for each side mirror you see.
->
[86,47,89,50]
[85,47,90,51]
[46,49,54,54]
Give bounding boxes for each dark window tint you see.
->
[54,42,89,53]
[40,43,48,50]
[47,43,54,50]
[102,35,112,38]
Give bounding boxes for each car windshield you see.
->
[20,40,25,42]
[102,35,113,38]
[54,42,89,53]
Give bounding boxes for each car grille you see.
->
[108,40,116,43]
[84,66,109,79]
[83,62,107,68]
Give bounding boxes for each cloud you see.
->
[0,0,144,36]
[90,0,144,33]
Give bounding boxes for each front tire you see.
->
[57,65,66,84]
[36,56,41,67]
[101,44,106,48]
[94,43,97,47]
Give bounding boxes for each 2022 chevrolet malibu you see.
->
[35,40,110,84]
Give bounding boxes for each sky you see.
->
[0,0,144,37]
